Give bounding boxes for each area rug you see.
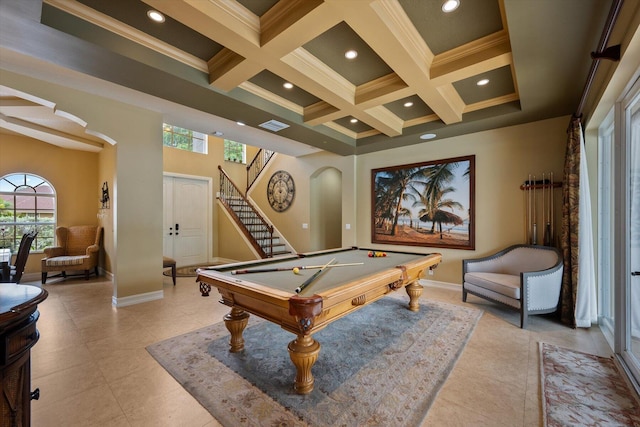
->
[540,342,640,426]
[147,297,482,426]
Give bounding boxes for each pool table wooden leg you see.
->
[288,334,321,394]
[224,307,250,352]
[405,281,424,312]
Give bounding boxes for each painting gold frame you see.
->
[371,155,475,250]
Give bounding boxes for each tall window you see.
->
[224,139,246,163]
[0,173,56,252]
[163,123,207,154]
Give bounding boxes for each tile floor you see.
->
[21,274,611,426]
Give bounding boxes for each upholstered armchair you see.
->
[462,244,563,328]
[41,226,103,284]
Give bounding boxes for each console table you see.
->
[0,284,48,427]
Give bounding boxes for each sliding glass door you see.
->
[598,77,640,389]
[625,84,640,376]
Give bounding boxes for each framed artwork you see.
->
[371,155,475,250]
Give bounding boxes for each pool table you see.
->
[196,247,442,394]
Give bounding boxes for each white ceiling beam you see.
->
[0,113,103,152]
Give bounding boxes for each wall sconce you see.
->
[100,181,110,209]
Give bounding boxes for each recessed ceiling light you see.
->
[404,101,414,108]
[236,121,245,126]
[345,50,358,60]
[441,0,460,13]
[420,133,437,140]
[350,118,358,123]
[211,131,223,137]
[147,10,165,23]
[477,78,490,86]
[283,82,293,89]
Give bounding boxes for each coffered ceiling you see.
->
[0,0,616,156]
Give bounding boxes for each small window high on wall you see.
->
[224,139,246,164]
[163,123,208,154]
[0,173,56,252]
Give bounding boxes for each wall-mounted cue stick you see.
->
[294,258,336,294]
[231,262,362,275]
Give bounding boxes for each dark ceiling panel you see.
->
[334,117,374,133]
[236,0,279,17]
[399,0,503,55]
[75,0,222,60]
[40,4,209,82]
[385,95,434,120]
[453,65,515,104]
[249,70,321,107]
[304,22,392,86]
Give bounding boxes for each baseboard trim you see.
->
[112,290,164,307]
[421,279,460,290]
[99,267,114,281]
[20,272,41,283]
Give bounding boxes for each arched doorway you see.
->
[310,167,342,251]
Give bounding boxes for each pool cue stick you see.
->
[298,262,363,270]
[523,186,528,243]
[550,172,554,244]
[544,172,551,246]
[294,258,335,294]
[231,262,362,275]
[532,174,537,245]
[527,174,531,244]
[231,267,293,274]
[542,173,547,245]
[542,172,546,241]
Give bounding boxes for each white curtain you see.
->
[575,124,598,328]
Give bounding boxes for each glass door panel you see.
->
[598,112,615,346]
[628,91,640,368]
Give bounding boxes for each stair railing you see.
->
[246,148,275,193]
[218,166,274,258]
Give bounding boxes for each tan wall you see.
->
[1,70,164,302]
[217,203,258,261]
[0,134,99,276]
[356,116,568,284]
[97,142,116,273]
[248,151,357,253]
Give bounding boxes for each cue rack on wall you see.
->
[520,173,562,247]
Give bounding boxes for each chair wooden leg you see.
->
[41,272,47,284]
[520,310,527,329]
[171,265,176,286]
[462,288,467,302]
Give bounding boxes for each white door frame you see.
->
[163,172,213,265]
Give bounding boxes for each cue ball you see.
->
[293,267,300,274]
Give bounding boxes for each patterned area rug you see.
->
[540,342,640,426]
[147,297,481,426]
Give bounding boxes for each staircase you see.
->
[246,148,274,193]
[218,166,289,258]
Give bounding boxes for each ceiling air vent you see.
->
[259,119,290,132]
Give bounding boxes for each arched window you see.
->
[0,173,56,252]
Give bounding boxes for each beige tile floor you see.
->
[22,274,611,427]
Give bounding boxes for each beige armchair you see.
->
[41,226,102,284]
[462,244,563,328]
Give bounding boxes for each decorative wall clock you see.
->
[267,170,295,212]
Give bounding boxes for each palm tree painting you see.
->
[372,155,475,250]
